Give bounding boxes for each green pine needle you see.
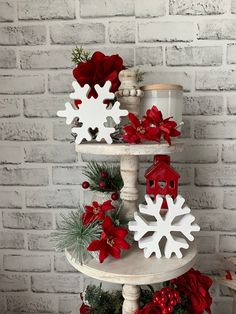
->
[72,46,91,65]
[136,68,144,83]
[84,285,123,314]
[51,208,101,263]
[83,161,123,193]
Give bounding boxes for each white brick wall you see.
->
[0,0,235,313]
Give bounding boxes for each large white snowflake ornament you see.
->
[129,195,200,259]
[57,81,128,144]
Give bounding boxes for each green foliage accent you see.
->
[173,293,189,314]
[84,285,123,314]
[139,286,154,307]
[83,161,123,193]
[82,285,190,314]
[136,68,144,83]
[51,208,101,262]
[72,46,91,65]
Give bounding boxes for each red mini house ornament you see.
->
[145,155,180,208]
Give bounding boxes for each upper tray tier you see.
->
[75,141,184,156]
[66,244,197,285]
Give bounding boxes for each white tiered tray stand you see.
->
[66,142,197,314]
[65,70,197,314]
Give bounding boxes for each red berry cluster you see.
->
[153,287,181,314]
[82,171,120,201]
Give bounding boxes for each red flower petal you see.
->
[114,238,130,249]
[102,216,113,234]
[87,240,102,251]
[109,246,121,259]
[84,205,93,213]
[101,200,114,211]
[92,201,99,208]
[112,226,128,238]
[82,212,95,225]
[128,113,141,128]
[99,246,109,263]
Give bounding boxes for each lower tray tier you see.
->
[66,244,197,285]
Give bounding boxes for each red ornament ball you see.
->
[100,171,109,179]
[160,296,167,303]
[111,192,119,201]
[82,181,90,189]
[160,290,165,296]
[170,299,176,306]
[159,302,166,309]
[167,305,174,313]
[99,181,106,189]
[173,291,179,299]
[167,292,174,300]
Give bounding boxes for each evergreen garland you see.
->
[84,285,123,314]
[81,285,188,314]
[82,161,123,193]
[139,285,154,307]
[72,46,91,65]
[51,208,102,262]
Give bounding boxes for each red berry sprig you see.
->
[153,287,181,314]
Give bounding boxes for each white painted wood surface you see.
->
[66,245,197,285]
[122,285,140,314]
[129,195,200,259]
[57,81,128,144]
[116,69,143,121]
[75,141,184,155]
[66,245,197,314]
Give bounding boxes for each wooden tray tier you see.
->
[66,244,197,286]
[75,141,184,156]
[67,245,197,314]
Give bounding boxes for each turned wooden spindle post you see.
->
[122,284,140,314]
[117,69,143,220]
[120,155,139,220]
[116,69,143,122]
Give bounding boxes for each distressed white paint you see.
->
[57,81,128,144]
[129,195,200,258]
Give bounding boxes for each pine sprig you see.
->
[84,285,123,314]
[83,161,123,193]
[51,208,102,263]
[136,68,144,83]
[72,46,91,65]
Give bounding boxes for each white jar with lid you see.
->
[140,84,183,127]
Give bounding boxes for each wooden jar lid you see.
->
[141,84,183,91]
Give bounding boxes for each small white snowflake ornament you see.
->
[129,195,200,259]
[57,81,128,144]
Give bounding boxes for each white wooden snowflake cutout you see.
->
[129,195,200,259]
[57,81,128,144]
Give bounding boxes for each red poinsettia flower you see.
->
[146,106,181,145]
[159,117,181,145]
[73,51,125,107]
[82,200,114,225]
[87,216,130,263]
[122,113,160,144]
[171,268,213,314]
